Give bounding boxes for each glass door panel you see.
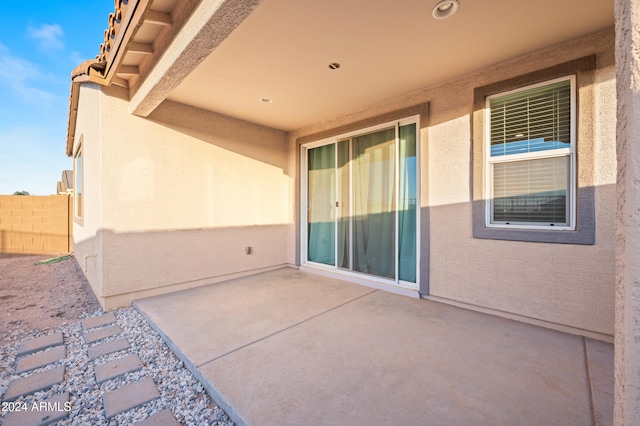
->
[308,144,336,265]
[337,140,350,269]
[304,120,418,287]
[398,124,417,282]
[352,128,396,279]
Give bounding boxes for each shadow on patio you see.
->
[133,268,613,426]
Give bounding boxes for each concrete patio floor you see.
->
[133,267,614,426]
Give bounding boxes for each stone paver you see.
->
[4,312,182,423]
[83,324,123,344]
[82,312,117,331]
[2,392,70,426]
[2,366,65,402]
[88,337,130,359]
[95,354,144,384]
[16,346,66,374]
[135,409,180,426]
[103,377,160,419]
[17,333,63,357]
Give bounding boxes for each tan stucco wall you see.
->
[614,0,640,423]
[290,29,617,337]
[71,84,104,300]
[75,84,290,308]
[73,29,617,334]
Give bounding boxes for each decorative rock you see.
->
[95,353,144,384]
[16,346,66,373]
[3,366,65,402]
[82,312,117,331]
[103,377,160,419]
[0,307,231,425]
[17,333,63,357]
[83,324,123,344]
[88,337,130,359]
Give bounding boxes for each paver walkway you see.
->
[1,313,179,425]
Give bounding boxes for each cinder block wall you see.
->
[0,195,72,257]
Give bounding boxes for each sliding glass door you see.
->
[352,128,396,279]
[304,118,418,288]
[308,143,335,265]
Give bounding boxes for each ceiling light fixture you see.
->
[432,0,459,19]
[328,62,341,70]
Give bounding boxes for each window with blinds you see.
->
[486,77,574,228]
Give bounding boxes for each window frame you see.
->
[484,75,577,230]
[471,55,596,245]
[74,138,84,225]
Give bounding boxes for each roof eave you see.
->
[66,0,148,157]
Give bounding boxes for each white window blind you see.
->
[490,80,571,157]
[487,78,574,227]
[492,156,569,224]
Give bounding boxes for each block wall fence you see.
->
[0,195,73,257]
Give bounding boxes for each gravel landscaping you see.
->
[0,256,234,425]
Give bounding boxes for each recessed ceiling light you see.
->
[328,62,341,70]
[260,97,272,103]
[432,0,459,19]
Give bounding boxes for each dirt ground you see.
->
[0,255,101,341]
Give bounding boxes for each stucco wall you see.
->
[290,29,617,337]
[80,85,290,308]
[72,83,104,300]
[614,0,640,422]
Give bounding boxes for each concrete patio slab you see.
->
[135,268,614,426]
[585,338,615,425]
[134,268,373,366]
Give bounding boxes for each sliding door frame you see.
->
[300,115,421,291]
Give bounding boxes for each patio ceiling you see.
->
[149,0,614,131]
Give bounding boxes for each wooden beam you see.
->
[128,42,153,54]
[117,65,139,75]
[102,0,152,86]
[112,76,130,88]
[144,10,172,26]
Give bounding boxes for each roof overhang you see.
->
[66,0,615,156]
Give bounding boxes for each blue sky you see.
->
[0,2,112,195]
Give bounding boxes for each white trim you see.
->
[300,147,309,265]
[484,75,576,230]
[485,75,575,104]
[348,139,353,271]
[74,138,84,220]
[415,122,421,287]
[487,148,571,163]
[394,122,400,283]
[334,143,339,267]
